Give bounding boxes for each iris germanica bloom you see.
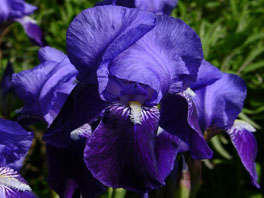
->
[190,60,260,188]
[44,5,212,193]
[0,118,35,197]
[0,0,43,46]
[12,46,78,125]
[96,0,178,15]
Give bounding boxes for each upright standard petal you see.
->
[96,0,135,8]
[0,118,33,171]
[96,0,178,15]
[43,83,107,148]
[0,166,36,198]
[191,62,246,132]
[227,120,260,188]
[191,59,223,90]
[66,5,156,83]
[12,56,78,125]
[84,103,179,193]
[135,0,178,15]
[159,93,213,159]
[46,142,105,198]
[98,15,203,104]
[38,46,66,63]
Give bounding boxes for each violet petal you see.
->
[98,16,203,104]
[16,16,43,46]
[0,118,33,171]
[227,120,260,188]
[192,63,246,132]
[159,93,213,159]
[84,103,179,193]
[66,5,156,83]
[43,83,107,147]
[12,56,78,125]
[46,142,105,198]
[38,46,66,63]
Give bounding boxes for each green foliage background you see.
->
[0,0,263,197]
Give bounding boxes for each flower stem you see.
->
[113,188,126,198]
[107,188,113,198]
[189,159,202,198]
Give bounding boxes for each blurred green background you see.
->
[0,0,263,197]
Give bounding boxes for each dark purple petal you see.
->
[0,118,33,171]
[66,6,156,83]
[191,60,223,90]
[192,64,246,132]
[12,57,78,125]
[16,16,43,46]
[46,142,105,198]
[154,129,183,180]
[0,166,36,198]
[84,103,179,193]
[38,46,66,63]
[84,103,160,192]
[43,83,107,147]
[227,120,260,188]
[159,93,213,159]
[98,16,203,104]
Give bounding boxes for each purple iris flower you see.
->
[12,46,78,125]
[0,0,43,46]
[190,60,260,188]
[0,118,36,197]
[44,5,212,193]
[96,0,178,15]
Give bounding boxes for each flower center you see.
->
[129,101,143,125]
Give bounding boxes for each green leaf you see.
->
[113,188,126,198]
[211,135,232,160]
[238,45,264,73]
[242,61,264,73]
[244,32,264,46]
[107,188,113,198]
